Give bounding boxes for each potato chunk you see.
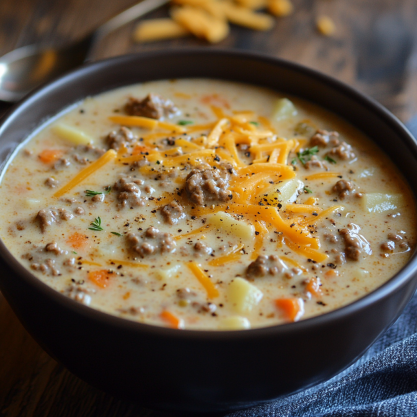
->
[206,211,254,241]
[228,277,263,314]
[52,123,94,145]
[218,316,251,330]
[272,98,297,121]
[263,178,304,208]
[155,264,181,281]
[362,193,405,213]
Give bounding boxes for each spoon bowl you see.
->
[0,0,168,102]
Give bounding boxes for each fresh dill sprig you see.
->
[85,187,111,197]
[297,146,319,165]
[111,232,123,237]
[177,120,193,126]
[304,186,313,194]
[89,217,104,231]
[249,121,259,126]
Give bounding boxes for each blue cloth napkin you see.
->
[227,291,417,416]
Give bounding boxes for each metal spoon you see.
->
[0,0,169,103]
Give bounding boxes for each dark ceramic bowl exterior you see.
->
[0,50,417,413]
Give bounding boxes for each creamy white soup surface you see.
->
[0,79,415,330]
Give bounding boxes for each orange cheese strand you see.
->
[236,163,296,178]
[89,270,112,289]
[294,138,308,153]
[301,205,344,226]
[211,105,226,119]
[186,262,219,299]
[251,220,268,260]
[280,255,307,272]
[304,172,342,181]
[221,132,245,166]
[207,118,229,146]
[284,238,328,263]
[109,115,185,133]
[209,244,244,266]
[275,298,304,322]
[82,260,102,267]
[160,311,184,329]
[174,225,213,241]
[285,204,323,214]
[258,116,275,133]
[163,150,216,166]
[108,259,149,268]
[53,149,117,198]
[304,196,318,205]
[187,122,216,133]
[231,172,274,201]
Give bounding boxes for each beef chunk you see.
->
[106,127,136,150]
[324,233,338,243]
[185,163,234,206]
[246,255,286,279]
[64,283,95,305]
[72,144,106,164]
[381,241,395,252]
[31,258,60,276]
[45,241,64,255]
[304,156,324,169]
[329,141,355,160]
[160,200,185,225]
[194,241,213,257]
[176,288,197,299]
[36,207,74,232]
[45,177,59,188]
[339,223,372,261]
[333,180,354,199]
[125,93,178,120]
[310,130,340,147]
[113,177,143,208]
[126,227,176,258]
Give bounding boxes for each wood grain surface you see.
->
[1,0,417,415]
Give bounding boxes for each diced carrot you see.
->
[67,232,89,249]
[305,277,323,297]
[38,149,64,164]
[88,270,112,289]
[132,145,153,156]
[275,298,304,322]
[160,311,184,329]
[325,269,339,279]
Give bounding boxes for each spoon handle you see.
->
[95,0,170,40]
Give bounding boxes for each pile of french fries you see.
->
[133,0,333,44]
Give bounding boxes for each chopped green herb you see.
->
[85,190,102,196]
[291,158,297,165]
[324,155,337,164]
[85,187,111,197]
[249,121,259,126]
[297,146,319,165]
[111,232,123,237]
[304,186,313,194]
[72,251,77,254]
[177,120,193,126]
[89,217,104,232]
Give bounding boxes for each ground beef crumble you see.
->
[36,207,74,232]
[106,127,136,150]
[333,180,354,199]
[339,223,372,261]
[329,141,355,160]
[160,200,185,225]
[125,93,178,120]
[246,255,286,279]
[113,177,144,208]
[126,227,176,258]
[185,162,234,205]
[310,130,340,147]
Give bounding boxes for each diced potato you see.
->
[206,211,255,241]
[155,264,181,281]
[272,98,297,121]
[263,178,304,208]
[228,277,263,314]
[352,267,370,281]
[52,123,94,145]
[24,198,41,208]
[362,193,405,213]
[218,316,251,330]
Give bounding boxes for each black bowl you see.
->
[0,49,416,414]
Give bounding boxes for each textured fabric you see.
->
[227,292,417,417]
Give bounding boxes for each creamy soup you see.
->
[0,79,415,330]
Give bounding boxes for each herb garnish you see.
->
[111,232,123,236]
[177,120,193,126]
[85,187,111,197]
[89,217,104,231]
[304,186,313,194]
[249,121,259,126]
[297,146,319,165]
[291,158,297,165]
[324,155,337,164]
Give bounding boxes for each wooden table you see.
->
[1,1,417,415]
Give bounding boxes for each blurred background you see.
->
[1,0,417,416]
